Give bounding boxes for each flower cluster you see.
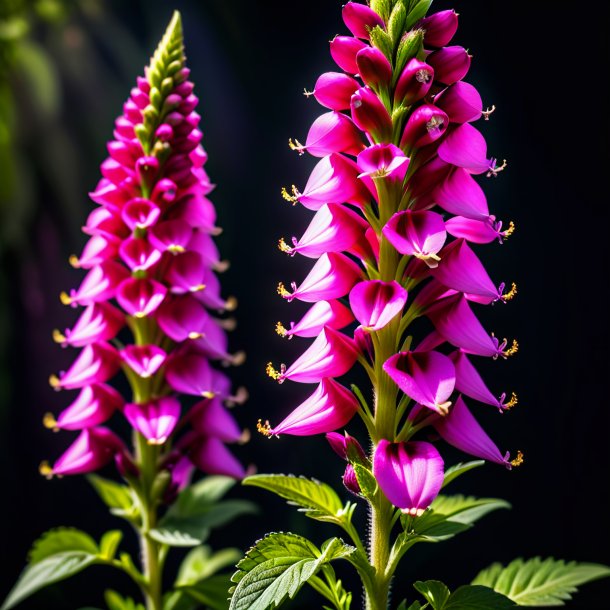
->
[262,1,520,516]
[41,13,246,485]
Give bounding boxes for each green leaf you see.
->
[414,581,450,609]
[430,495,511,525]
[176,546,242,586]
[472,557,610,606]
[99,530,123,560]
[88,474,134,512]
[181,573,232,610]
[28,528,99,563]
[352,465,378,500]
[229,534,349,610]
[105,589,146,610]
[149,529,202,547]
[444,585,515,609]
[369,26,394,61]
[405,0,433,30]
[1,552,99,610]
[441,461,485,489]
[244,475,343,521]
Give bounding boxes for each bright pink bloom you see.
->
[373,440,444,516]
[165,352,216,397]
[329,35,367,75]
[342,1,384,39]
[326,431,367,461]
[356,46,392,89]
[434,167,490,220]
[312,72,361,110]
[294,112,364,158]
[120,345,167,378]
[156,296,209,342]
[60,261,129,307]
[435,81,483,124]
[349,280,407,331]
[357,144,410,181]
[166,252,207,294]
[267,327,358,384]
[116,278,168,318]
[121,198,161,231]
[278,252,362,303]
[394,58,435,106]
[190,398,243,443]
[70,234,119,269]
[383,210,447,268]
[54,303,124,348]
[189,436,245,479]
[438,123,500,175]
[445,215,514,244]
[149,219,193,254]
[428,45,471,85]
[277,300,354,339]
[124,397,181,445]
[266,378,359,436]
[119,237,162,271]
[351,87,393,142]
[418,10,459,47]
[400,104,449,149]
[383,351,456,415]
[50,342,119,391]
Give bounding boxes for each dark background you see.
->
[1,0,609,608]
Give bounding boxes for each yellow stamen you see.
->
[266,362,281,381]
[52,329,66,344]
[281,185,299,204]
[277,282,291,298]
[503,339,519,358]
[225,296,238,311]
[39,461,54,479]
[278,238,292,254]
[59,292,72,306]
[189,284,206,292]
[502,282,518,301]
[504,392,518,410]
[201,391,215,399]
[510,450,524,468]
[188,331,204,340]
[168,244,185,254]
[288,138,305,155]
[436,401,452,416]
[68,255,80,268]
[503,221,516,239]
[147,437,167,445]
[49,374,61,390]
[275,322,288,337]
[134,311,147,319]
[257,419,272,437]
[43,412,58,431]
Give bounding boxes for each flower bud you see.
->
[428,46,471,85]
[400,104,448,149]
[330,35,367,75]
[356,47,392,89]
[435,81,483,123]
[343,464,361,495]
[418,10,459,48]
[351,87,392,141]
[394,58,434,105]
[342,2,385,39]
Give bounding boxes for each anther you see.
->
[39,461,54,479]
[257,419,272,437]
[278,238,293,254]
[281,185,300,205]
[68,255,80,268]
[275,322,288,337]
[510,450,524,468]
[504,392,518,410]
[303,88,313,97]
[502,282,518,302]
[503,221,516,240]
[188,331,204,340]
[59,292,73,306]
[201,391,215,399]
[52,329,66,344]
[43,412,59,431]
[277,282,291,298]
[503,339,519,358]
[266,362,285,382]
[49,374,61,390]
[483,105,496,120]
[487,159,508,178]
[167,244,186,254]
[225,296,238,311]
[288,138,305,155]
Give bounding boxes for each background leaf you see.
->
[28,528,99,564]
[414,581,450,609]
[444,585,515,609]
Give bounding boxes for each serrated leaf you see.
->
[441,461,485,489]
[444,584,515,609]
[1,552,99,610]
[229,534,346,610]
[244,475,343,521]
[28,528,99,564]
[414,581,450,609]
[99,530,123,560]
[181,573,232,610]
[472,557,610,606]
[149,528,203,547]
[88,474,134,511]
[176,546,242,586]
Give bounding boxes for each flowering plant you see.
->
[2,12,253,610]
[229,1,610,609]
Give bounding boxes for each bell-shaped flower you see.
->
[166,251,206,294]
[70,234,120,269]
[190,398,243,443]
[83,206,128,240]
[169,196,218,235]
[312,72,361,110]
[276,300,354,339]
[434,167,489,220]
[124,397,180,445]
[418,10,459,47]
[119,237,162,271]
[188,230,227,271]
[156,295,209,342]
[165,352,216,397]
[292,112,364,158]
[149,219,193,254]
[435,81,483,124]
[117,278,168,318]
[438,123,502,175]
[431,239,513,304]
[189,436,245,479]
[283,153,368,211]
[428,46,471,85]
[44,383,123,431]
[121,198,161,230]
[383,350,456,415]
[349,280,407,331]
[326,431,367,462]
[120,345,167,378]
[427,294,519,359]
[342,1,384,39]
[40,427,124,477]
[330,35,367,75]
[450,350,517,411]
[400,104,449,150]
[194,267,236,312]
[342,464,362,496]
[267,327,358,384]
[193,317,244,365]
[50,342,119,391]
[445,215,514,245]
[278,252,362,303]
[394,59,434,106]
[357,144,410,182]
[383,210,447,268]
[434,395,515,468]
[60,261,129,307]
[263,378,359,436]
[356,46,392,89]
[351,87,393,141]
[54,302,124,348]
[373,440,445,516]
[280,203,366,258]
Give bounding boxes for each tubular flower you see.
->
[43,13,246,481]
[260,0,521,533]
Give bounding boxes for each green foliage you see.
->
[88,474,136,518]
[28,527,98,563]
[387,2,407,47]
[394,29,424,83]
[412,581,514,609]
[370,0,392,22]
[175,574,233,610]
[441,462,485,489]
[414,581,450,608]
[472,557,610,606]
[405,0,433,30]
[175,546,242,586]
[369,25,394,61]
[105,590,146,610]
[352,464,378,500]
[229,534,354,610]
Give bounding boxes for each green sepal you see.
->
[87,474,136,518]
[394,29,424,84]
[387,2,407,49]
[405,0,433,30]
[369,25,395,62]
[352,463,378,500]
[472,557,610,606]
[370,0,392,22]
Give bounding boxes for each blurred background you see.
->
[1,0,609,608]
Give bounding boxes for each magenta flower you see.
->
[276,300,354,339]
[349,280,408,331]
[373,440,445,516]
